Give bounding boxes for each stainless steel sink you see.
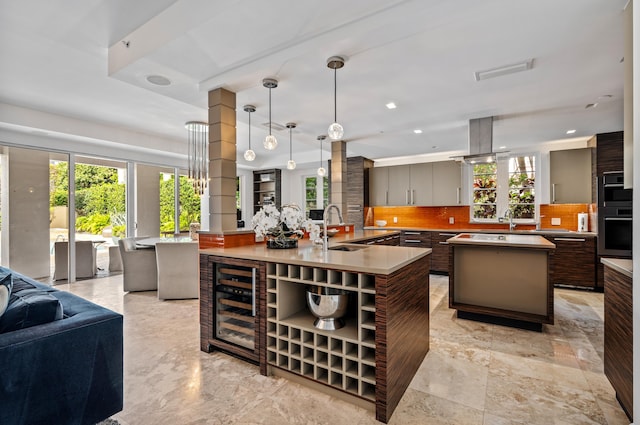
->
[328,245,368,252]
[470,234,507,241]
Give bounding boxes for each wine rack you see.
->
[265,262,377,401]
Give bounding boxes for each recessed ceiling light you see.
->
[146,75,171,86]
[474,59,534,81]
[598,94,613,100]
[432,145,437,149]
[566,129,577,135]
[498,146,507,150]
[585,103,598,109]
[414,129,422,134]
[386,102,397,109]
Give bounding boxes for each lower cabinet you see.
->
[400,231,431,270]
[544,235,597,289]
[355,233,400,246]
[431,232,458,274]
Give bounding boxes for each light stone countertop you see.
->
[364,226,597,237]
[600,258,633,278]
[447,233,556,249]
[199,230,429,275]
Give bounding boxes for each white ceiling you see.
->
[0,0,628,170]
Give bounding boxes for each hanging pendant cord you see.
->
[248,110,251,149]
[269,88,272,135]
[289,128,292,159]
[334,68,338,122]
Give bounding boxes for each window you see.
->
[304,176,329,214]
[471,154,536,222]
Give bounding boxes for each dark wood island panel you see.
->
[375,256,430,422]
[603,264,633,421]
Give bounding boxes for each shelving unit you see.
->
[253,169,281,214]
[265,262,377,401]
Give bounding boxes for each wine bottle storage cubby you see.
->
[266,262,376,401]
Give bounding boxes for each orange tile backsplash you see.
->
[366,204,596,232]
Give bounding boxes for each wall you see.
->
[1,147,51,277]
[135,164,161,237]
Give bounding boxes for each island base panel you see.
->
[453,246,548,315]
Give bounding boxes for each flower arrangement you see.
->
[252,204,320,248]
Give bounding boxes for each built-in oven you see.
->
[598,171,633,207]
[598,206,632,258]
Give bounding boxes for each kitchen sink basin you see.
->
[328,245,368,252]
[469,234,507,241]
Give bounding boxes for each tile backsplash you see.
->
[366,203,595,232]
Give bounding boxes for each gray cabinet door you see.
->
[550,149,592,204]
[388,165,411,205]
[370,167,389,206]
[410,163,433,205]
[432,161,462,206]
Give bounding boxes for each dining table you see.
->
[135,236,194,248]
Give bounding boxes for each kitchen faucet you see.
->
[504,209,516,232]
[323,204,344,252]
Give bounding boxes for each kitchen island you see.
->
[448,233,556,330]
[199,231,431,423]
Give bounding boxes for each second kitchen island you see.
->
[448,233,556,330]
[199,234,430,423]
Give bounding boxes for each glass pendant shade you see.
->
[264,134,278,150]
[317,166,326,176]
[244,149,256,161]
[287,160,296,170]
[328,122,344,140]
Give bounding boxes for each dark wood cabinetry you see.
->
[355,233,400,246]
[596,131,624,175]
[544,235,597,289]
[603,264,633,420]
[253,169,281,215]
[431,232,457,274]
[400,231,431,269]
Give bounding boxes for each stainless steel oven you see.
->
[598,171,633,207]
[598,206,632,257]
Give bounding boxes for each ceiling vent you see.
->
[474,59,534,81]
[261,122,286,132]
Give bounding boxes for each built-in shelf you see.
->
[266,262,377,402]
[253,169,281,215]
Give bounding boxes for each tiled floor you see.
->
[55,274,630,425]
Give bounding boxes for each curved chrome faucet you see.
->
[504,209,516,232]
[323,204,344,251]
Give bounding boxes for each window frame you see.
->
[468,152,539,224]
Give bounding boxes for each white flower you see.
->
[252,204,320,242]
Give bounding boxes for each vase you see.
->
[266,237,298,249]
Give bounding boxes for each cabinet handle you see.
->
[251,268,256,316]
[553,237,586,242]
[439,241,449,245]
[385,191,388,205]
[405,239,422,243]
[439,233,456,237]
[456,187,461,204]
[551,183,556,203]
[404,232,421,235]
[406,190,410,204]
[412,189,415,205]
[366,241,376,245]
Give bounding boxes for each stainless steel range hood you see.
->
[453,116,503,164]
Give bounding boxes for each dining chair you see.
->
[154,242,199,300]
[53,241,97,280]
[118,237,157,292]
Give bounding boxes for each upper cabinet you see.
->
[369,160,462,206]
[432,161,462,206]
[550,148,593,204]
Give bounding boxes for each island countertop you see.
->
[199,230,429,275]
[448,233,556,249]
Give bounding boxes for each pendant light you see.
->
[185,121,208,195]
[243,105,256,161]
[286,122,296,170]
[263,78,278,150]
[327,56,345,141]
[317,135,327,176]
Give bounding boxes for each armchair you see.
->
[118,237,157,292]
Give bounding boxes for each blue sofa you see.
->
[0,266,123,425]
